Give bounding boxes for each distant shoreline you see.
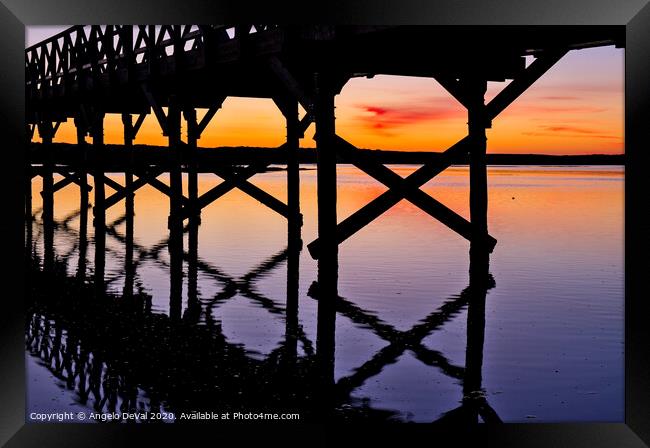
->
[30,143,624,166]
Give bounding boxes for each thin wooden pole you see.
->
[285,98,302,365]
[92,110,106,297]
[40,120,55,274]
[184,107,200,226]
[76,116,88,283]
[168,97,183,320]
[122,113,135,300]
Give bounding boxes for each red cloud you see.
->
[356,102,464,133]
[523,125,621,140]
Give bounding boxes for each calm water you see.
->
[25,165,624,423]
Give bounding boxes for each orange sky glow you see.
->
[28,27,623,156]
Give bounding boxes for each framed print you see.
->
[0,1,649,446]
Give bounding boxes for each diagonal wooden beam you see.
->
[132,113,147,138]
[434,75,471,110]
[196,100,226,137]
[298,112,313,137]
[104,167,165,210]
[267,56,313,112]
[485,50,567,122]
[307,136,472,258]
[185,162,271,218]
[213,166,290,219]
[103,175,125,193]
[147,176,189,204]
[140,83,168,135]
[52,170,92,193]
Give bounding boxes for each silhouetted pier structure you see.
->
[26,208,497,422]
[25,25,623,421]
[26,25,624,260]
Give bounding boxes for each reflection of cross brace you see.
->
[103,218,315,356]
[307,275,501,422]
[32,209,316,359]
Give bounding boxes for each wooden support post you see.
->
[284,97,302,365]
[122,113,135,299]
[25,127,32,225]
[76,115,89,283]
[466,78,489,255]
[184,107,201,321]
[39,120,55,273]
[184,107,200,226]
[168,97,183,320]
[91,110,106,296]
[314,72,338,402]
[285,99,302,232]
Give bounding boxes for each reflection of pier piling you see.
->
[26,206,498,421]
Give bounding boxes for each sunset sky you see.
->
[27,26,624,155]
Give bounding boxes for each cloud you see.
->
[523,125,621,140]
[514,105,608,114]
[355,101,464,133]
[537,95,582,101]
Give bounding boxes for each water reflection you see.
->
[25,202,500,422]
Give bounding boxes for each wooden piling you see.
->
[314,73,338,396]
[184,108,200,226]
[40,121,55,273]
[467,78,489,253]
[122,113,135,299]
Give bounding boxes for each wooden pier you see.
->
[26,25,624,404]
[26,25,623,264]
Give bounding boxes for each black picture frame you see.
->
[1,1,649,446]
